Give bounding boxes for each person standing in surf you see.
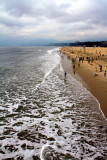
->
[64,71,67,77]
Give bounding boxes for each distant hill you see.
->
[50,41,107,47]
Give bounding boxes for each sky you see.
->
[0,0,107,46]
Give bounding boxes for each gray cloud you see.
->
[0,0,67,18]
[0,14,24,27]
[1,0,107,24]
[0,0,33,17]
[0,0,107,46]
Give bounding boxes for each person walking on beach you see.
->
[78,62,80,67]
[104,70,106,76]
[73,64,75,69]
[64,71,67,77]
[99,65,102,72]
[82,57,84,63]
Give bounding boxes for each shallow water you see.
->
[0,47,107,160]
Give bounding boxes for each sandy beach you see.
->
[61,46,107,119]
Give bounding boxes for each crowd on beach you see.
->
[71,55,106,77]
[60,46,107,133]
[60,47,107,77]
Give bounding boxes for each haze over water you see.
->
[0,47,107,160]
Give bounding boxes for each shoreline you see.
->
[60,47,107,119]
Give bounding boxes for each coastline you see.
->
[60,47,107,119]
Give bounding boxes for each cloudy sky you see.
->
[0,0,107,46]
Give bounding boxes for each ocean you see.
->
[0,46,107,160]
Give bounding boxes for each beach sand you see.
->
[61,47,107,119]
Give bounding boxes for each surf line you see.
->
[32,48,60,92]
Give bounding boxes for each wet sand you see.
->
[61,47,107,119]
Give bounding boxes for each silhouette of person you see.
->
[64,71,67,77]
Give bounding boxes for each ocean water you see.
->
[0,46,107,160]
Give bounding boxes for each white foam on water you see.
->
[0,47,107,160]
[47,47,60,55]
[47,49,54,55]
[33,47,60,91]
[40,143,49,160]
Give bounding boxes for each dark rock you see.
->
[13,122,23,126]
[0,136,6,140]
[15,105,23,112]
[0,149,5,154]
[81,122,85,127]
[99,126,103,129]
[17,130,39,142]
[38,133,47,139]
[17,130,28,139]
[32,155,40,160]
[40,121,45,125]
[21,143,26,149]
[57,129,62,136]
[56,143,61,148]
[3,128,15,135]
[88,140,95,146]
[94,156,105,160]
[47,137,55,141]
[27,145,34,149]
[6,113,18,117]
[55,124,59,128]
[16,156,24,160]
[4,145,18,152]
